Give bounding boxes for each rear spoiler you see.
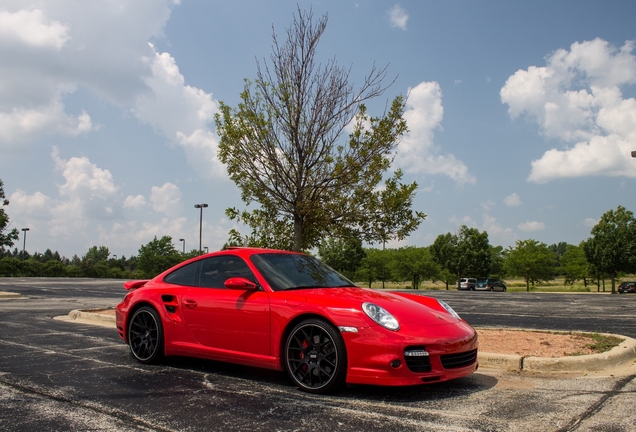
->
[123,280,150,290]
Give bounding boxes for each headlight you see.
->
[362,302,400,331]
[437,299,461,319]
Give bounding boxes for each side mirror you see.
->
[224,277,258,291]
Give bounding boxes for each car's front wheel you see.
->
[284,318,347,394]
[128,306,164,364]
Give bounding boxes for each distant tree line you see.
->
[0,237,201,279]
[319,206,636,294]
[2,168,635,293]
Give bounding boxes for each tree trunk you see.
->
[293,215,303,252]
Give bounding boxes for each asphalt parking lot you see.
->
[1,278,635,431]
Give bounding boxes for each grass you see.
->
[359,277,628,293]
[581,333,625,353]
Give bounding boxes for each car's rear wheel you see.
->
[284,318,346,394]
[128,306,164,364]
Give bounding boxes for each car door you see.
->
[180,255,271,356]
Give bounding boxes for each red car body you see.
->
[116,248,478,393]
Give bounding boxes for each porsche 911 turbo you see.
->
[116,247,478,393]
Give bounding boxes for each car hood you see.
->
[279,287,461,327]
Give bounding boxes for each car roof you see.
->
[211,247,303,258]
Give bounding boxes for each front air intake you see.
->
[403,346,432,372]
[440,349,477,369]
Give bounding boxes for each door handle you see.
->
[183,299,198,309]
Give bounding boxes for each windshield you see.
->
[250,253,356,291]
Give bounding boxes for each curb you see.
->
[523,335,636,372]
[478,334,636,372]
[62,309,636,374]
[54,308,117,328]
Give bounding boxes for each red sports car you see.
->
[116,247,478,394]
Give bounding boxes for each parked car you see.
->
[618,281,636,293]
[116,247,478,394]
[457,277,478,290]
[475,278,507,292]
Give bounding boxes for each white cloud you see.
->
[481,200,496,212]
[0,9,69,49]
[449,212,516,247]
[518,220,545,231]
[7,149,208,256]
[0,100,96,153]
[135,45,219,136]
[396,81,476,185]
[388,5,409,30]
[501,38,636,183]
[504,193,522,207]
[150,182,183,217]
[0,1,221,179]
[53,148,118,203]
[482,214,515,243]
[124,195,146,210]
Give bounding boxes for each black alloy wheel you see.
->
[285,319,346,394]
[128,306,164,364]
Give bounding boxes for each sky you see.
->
[1,0,636,259]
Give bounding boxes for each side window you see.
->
[164,261,199,286]
[198,255,255,289]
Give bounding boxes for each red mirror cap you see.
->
[224,277,258,290]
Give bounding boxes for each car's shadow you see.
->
[159,356,498,402]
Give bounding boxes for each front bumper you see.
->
[342,320,478,386]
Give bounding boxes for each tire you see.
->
[128,306,164,364]
[284,318,347,394]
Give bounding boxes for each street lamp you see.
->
[179,238,185,253]
[204,246,209,254]
[194,203,208,254]
[21,228,30,254]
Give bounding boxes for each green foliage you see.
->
[137,236,183,278]
[363,170,427,247]
[436,268,457,290]
[0,179,19,252]
[489,245,505,278]
[82,246,110,265]
[559,244,588,285]
[215,8,423,251]
[430,226,491,281]
[318,237,366,280]
[0,257,21,276]
[225,207,295,250]
[389,247,439,289]
[505,239,556,291]
[355,248,391,288]
[584,205,636,293]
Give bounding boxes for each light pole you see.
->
[194,203,208,254]
[21,228,29,255]
[179,238,185,253]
